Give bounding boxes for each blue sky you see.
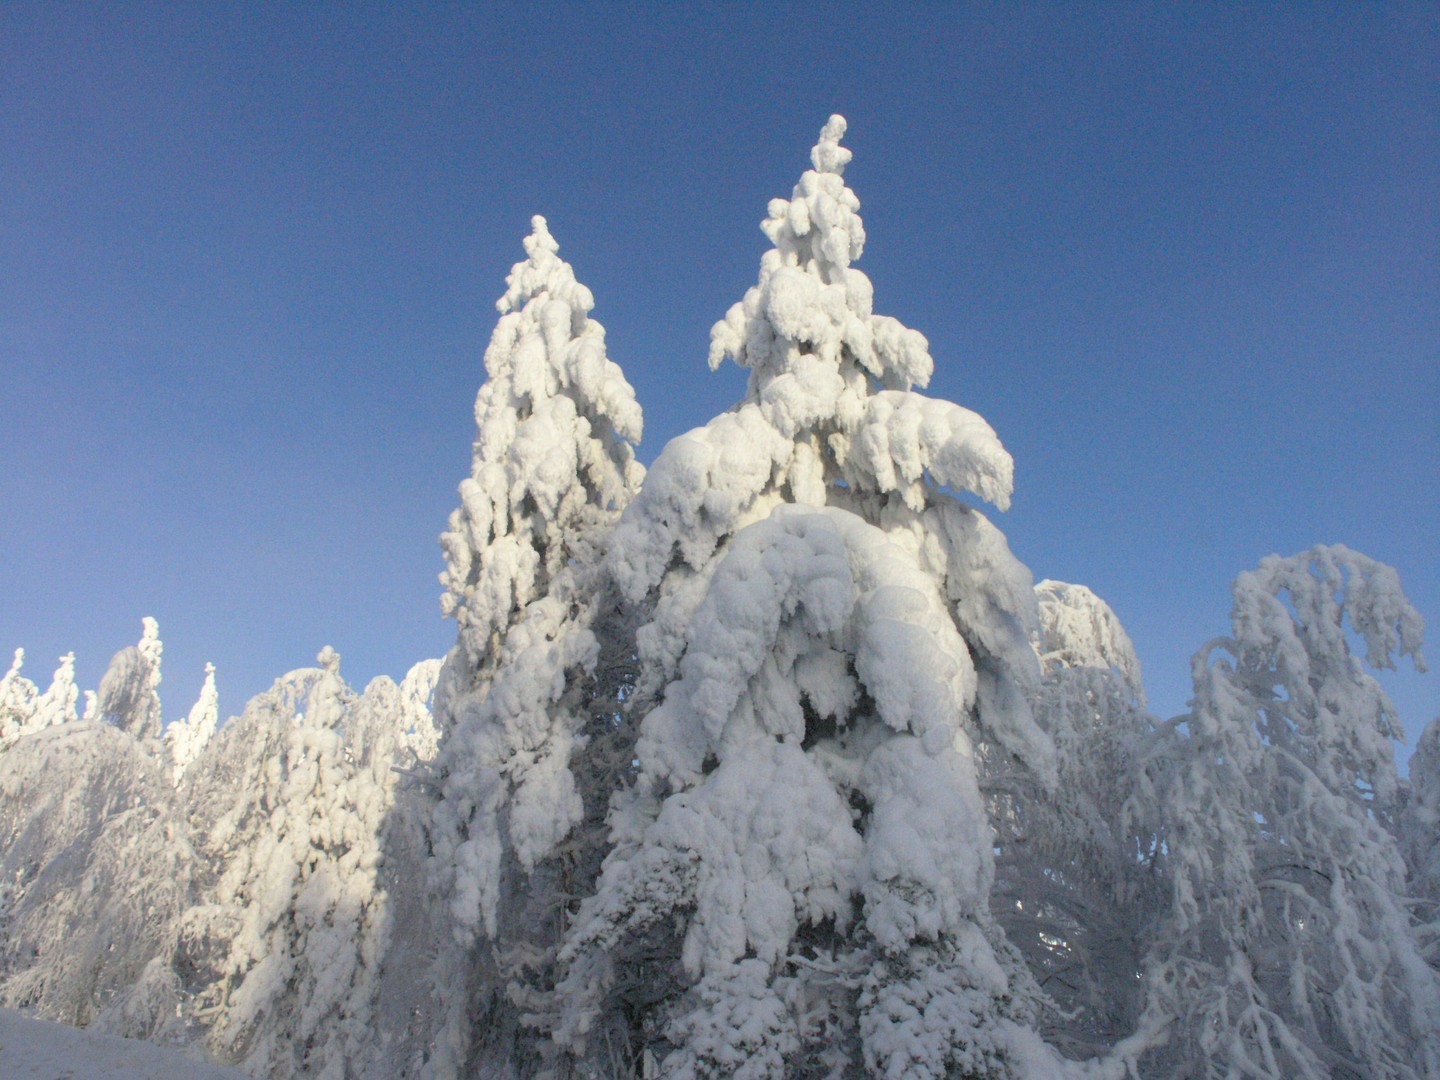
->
[2,4,1436,757]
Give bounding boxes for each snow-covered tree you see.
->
[0,649,39,751]
[97,617,164,742]
[0,715,191,1038]
[1140,545,1437,1080]
[27,652,81,734]
[553,115,1063,1079]
[181,648,397,1080]
[419,215,646,1076]
[340,659,457,1079]
[165,662,218,785]
[434,214,643,717]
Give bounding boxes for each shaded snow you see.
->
[0,1008,253,1079]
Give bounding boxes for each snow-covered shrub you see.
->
[0,649,39,751]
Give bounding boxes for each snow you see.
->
[0,1007,253,1079]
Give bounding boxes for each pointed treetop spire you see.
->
[497,214,592,319]
[810,114,851,175]
[32,652,80,730]
[755,116,866,278]
[524,214,559,258]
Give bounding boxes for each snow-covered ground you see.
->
[0,1009,253,1080]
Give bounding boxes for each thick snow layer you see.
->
[0,1008,253,1079]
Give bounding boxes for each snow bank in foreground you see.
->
[0,1008,253,1080]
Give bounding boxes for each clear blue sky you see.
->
[3,4,1436,757]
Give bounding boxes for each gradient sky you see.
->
[2,4,1436,760]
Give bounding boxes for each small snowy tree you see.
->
[165,662,219,785]
[97,617,165,742]
[553,116,1063,1079]
[26,652,81,735]
[0,649,38,751]
[1140,545,1438,1080]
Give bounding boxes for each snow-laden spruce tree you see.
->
[553,116,1064,1079]
[1140,545,1438,1080]
[96,616,165,742]
[420,216,645,1077]
[992,582,1163,1061]
[434,214,643,722]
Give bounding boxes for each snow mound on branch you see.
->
[845,392,1012,513]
